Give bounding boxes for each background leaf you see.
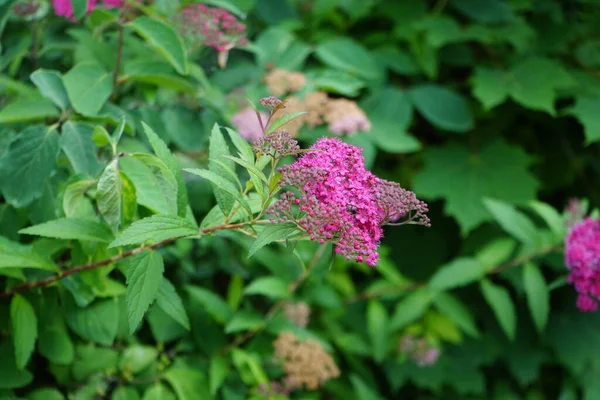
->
[126,251,165,334]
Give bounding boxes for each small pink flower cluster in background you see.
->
[231,108,267,142]
[52,0,122,20]
[325,98,372,136]
[399,335,440,367]
[268,137,429,266]
[173,4,248,52]
[565,217,600,312]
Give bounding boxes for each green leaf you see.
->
[186,285,234,324]
[474,238,516,270]
[30,69,70,110]
[156,278,190,330]
[142,122,188,217]
[0,241,57,271]
[471,67,508,110]
[111,118,126,155]
[413,139,539,233]
[97,159,123,232]
[450,0,514,23]
[112,387,140,400]
[184,168,251,215]
[428,257,486,291]
[315,37,380,81]
[109,214,197,248]
[60,122,102,177]
[367,300,389,363]
[480,279,516,340]
[121,172,137,223]
[38,319,74,365]
[124,59,196,92]
[63,62,113,116]
[28,388,66,400]
[72,0,88,20]
[0,125,59,207]
[126,251,165,334]
[567,92,600,144]
[528,201,566,239]
[11,295,37,369]
[244,276,289,299]
[312,69,366,97]
[523,263,549,333]
[119,345,158,374]
[248,223,299,258]
[0,343,33,389]
[410,84,473,133]
[483,198,538,245]
[433,292,479,337]
[128,17,188,75]
[163,368,211,400]
[62,179,96,218]
[209,356,230,395]
[19,217,113,242]
[265,111,308,135]
[142,384,176,400]
[224,127,254,163]
[389,288,432,330]
[208,124,235,215]
[225,310,265,333]
[66,299,120,345]
[0,97,59,123]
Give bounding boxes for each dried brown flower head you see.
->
[273,332,340,390]
[265,69,307,97]
[283,301,311,328]
[324,98,371,136]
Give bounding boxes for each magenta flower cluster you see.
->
[268,138,429,266]
[174,4,248,52]
[565,217,600,312]
[52,0,122,20]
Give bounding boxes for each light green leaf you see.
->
[315,37,380,80]
[19,217,113,242]
[224,127,254,163]
[164,368,211,400]
[248,223,299,258]
[0,342,33,389]
[209,356,230,395]
[119,345,158,374]
[30,69,70,110]
[97,159,123,232]
[429,257,486,291]
[142,122,188,217]
[60,122,102,177]
[11,295,37,369]
[389,288,432,330]
[265,111,307,135]
[474,238,516,270]
[63,62,112,116]
[156,278,190,330]
[121,172,137,223]
[0,97,59,123]
[528,201,566,239]
[28,388,66,400]
[112,387,140,400]
[567,92,600,144]
[66,299,119,345]
[484,198,538,245]
[142,384,176,400]
[226,155,266,198]
[450,0,514,23]
[433,292,479,337]
[410,84,473,133]
[186,285,233,324]
[471,67,508,110]
[184,168,251,215]
[62,179,96,218]
[128,17,188,75]
[367,300,389,363]
[208,124,235,215]
[225,310,265,333]
[109,214,197,248]
[0,125,59,207]
[244,276,289,299]
[480,279,516,340]
[0,241,57,271]
[413,139,539,233]
[523,263,549,333]
[126,251,165,334]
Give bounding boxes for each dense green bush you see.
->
[1,0,600,399]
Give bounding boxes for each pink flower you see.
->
[52,0,122,20]
[565,217,600,312]
[102,0,123,7]
[231,108,267,142]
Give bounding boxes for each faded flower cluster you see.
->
[265,69,307,97]
[268,137,429,266]
[283,301,311,328]
[399,335,441,367]
[273,332,340,390]
[173,4,247,53]
[565,217,600,312]
[52,0,122,20]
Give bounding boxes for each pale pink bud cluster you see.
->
[565,217,600,312]
[254,130,299,158]
[325,98,371,136]
[52,0,122,20]
[231,107,267,142]
[259,96,285,113]
[399,335,440,367]
[268,138,429,266]
[174,4,247,52]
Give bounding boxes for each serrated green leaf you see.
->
[126,251,164,334]
[225,310,265,333]
[19,217,113,242]
[433,292,479,337]
[208,124,235,214]
[184,168,251,215]
[0,125,59,207]
[11,295,37,369]
[523,263,549,333]
[109,214,197,248]
[410,84,473,133]
[60,122,102,177]
[128,17,188,75]
[225,127,255,163]
[483,198,538,245]
[156,278,190,330]
[66,299,119,345]
[389,288,432,330]
[265,111,307,135]
[30,69,70,110]
[186,285,234,324]
[248,223,299,258]
[429,257,486,291]
[244,276,289,299]
[0,96,59,123]
[367,300,389,363]
[480,279,516,340]
[63,62,112,116]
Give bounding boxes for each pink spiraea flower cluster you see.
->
[174,4,248,52]
[565,217,600,312]
[268,137,429,266]
[52,0,122,20]
[399,335,440,367]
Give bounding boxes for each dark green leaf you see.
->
[66,299,120,345]
[186,285,233,324]
[315,37,380,81]
[389,288,432,330]
[184,168,251,215]
[60,122,102,177]
[63,62,112,116]
[410,84,473,133]
[30,69,70,110]
[97,159,123,232]
[367,300,389,363]
[480,279,516,340]
[483,198,538,245]
[433,292,479,337]
[156,278,190,330]
[126,251,164,334]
